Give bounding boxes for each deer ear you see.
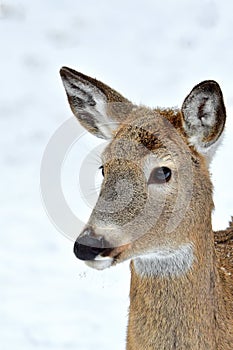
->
[181,80,226,161]
[60,67,133,139]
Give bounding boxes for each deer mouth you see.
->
[74,238,131,270]
[85,245,130,270]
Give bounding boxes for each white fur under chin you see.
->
[133,243,194,277]
[85,256,113,270]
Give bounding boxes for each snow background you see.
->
[1,0,233,349]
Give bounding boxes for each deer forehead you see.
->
[102,108,190,165]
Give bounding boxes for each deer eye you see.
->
[99,165,105,177]
[148,167,172,184]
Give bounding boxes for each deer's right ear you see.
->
[181,80,226,162]
[60,67,133,139]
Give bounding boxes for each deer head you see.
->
[60,67,226,271]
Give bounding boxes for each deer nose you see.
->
[73,228,111,261]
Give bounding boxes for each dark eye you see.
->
[99,165,105,177]
[148,167,172,184]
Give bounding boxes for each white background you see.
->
[1,1,233,349]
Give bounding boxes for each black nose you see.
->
[74,241,107,261]
[73,229,111,261]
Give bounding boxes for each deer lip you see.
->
[82,243,131,270]
[85,256,114,270]
[79,242,131,260]
[104,243,132,259]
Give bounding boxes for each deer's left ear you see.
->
[60,67,133,139]
[181,80,226,161]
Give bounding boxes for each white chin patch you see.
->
[85,256,113,270]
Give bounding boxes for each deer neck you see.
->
[127,224,219,350]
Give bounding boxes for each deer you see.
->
[60,66,233,350]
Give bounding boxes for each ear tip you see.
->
[60,66,71,78]
[195,80,222,93]
[201,80,220,87]
[60,66,81,78]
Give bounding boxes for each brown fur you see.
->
[215,218,233,315]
